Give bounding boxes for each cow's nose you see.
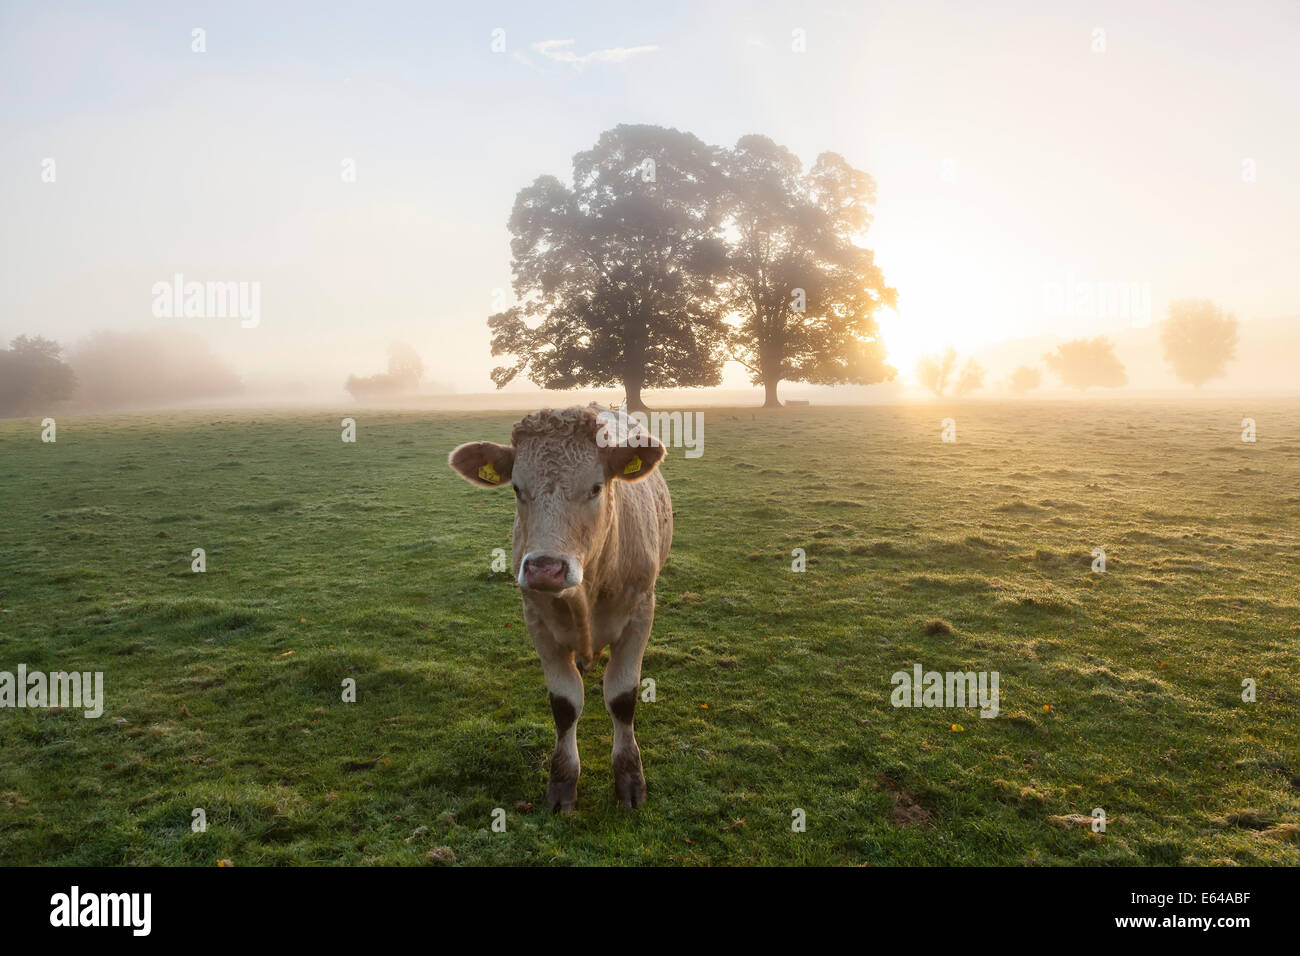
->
[522,554,570,591]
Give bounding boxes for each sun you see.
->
[872,211,1036,384]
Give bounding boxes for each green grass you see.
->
[1,400,1297,865]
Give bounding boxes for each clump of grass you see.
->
[923,618,954,635]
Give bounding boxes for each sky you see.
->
[2,0,1297,395]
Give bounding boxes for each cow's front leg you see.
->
[604,595,654,808]
[528,616,584,812]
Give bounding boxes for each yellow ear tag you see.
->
[623,455,642,476]
[478,462,501,484]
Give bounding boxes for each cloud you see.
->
[530,39,658,67]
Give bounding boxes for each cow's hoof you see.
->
[615,771,646,809]
[547,778,577,813]
[613,752,646,808]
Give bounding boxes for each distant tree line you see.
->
[344,342,426,401]
[0,330,242,417]
[913,299,1240,399]
[1035,301,1239,392]
[488,124,897,409]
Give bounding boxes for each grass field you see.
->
[1,400,1297,866]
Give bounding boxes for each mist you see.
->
[2,1,1297,411]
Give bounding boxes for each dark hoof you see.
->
[547,776,577,813]
[615,771,646,809]
[613,752,646,808]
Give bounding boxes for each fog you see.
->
[2,1,1297,412]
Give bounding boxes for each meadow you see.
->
[0,400,1297,866]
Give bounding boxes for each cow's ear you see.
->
[602,434,665,483]
[449,441,514,488]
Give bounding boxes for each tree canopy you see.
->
[489,124,729,411]
[1007,365,1042,395]
[916,347,983,397]
[345,341,425,401]
[1160,299,1238,386]
[67,329,240,409]
[486,125,895,409]
[719,136,896,406]
[0,335,77,417]
[1043,337,1127,389]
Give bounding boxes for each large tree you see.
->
[1160,299,1239,387]
[488,124,729,411]
[720,136,896,407]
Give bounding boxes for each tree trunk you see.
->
[760,318,784,408]
[623,314,649,412]
[624,374,649,413]
[762,378,781,408]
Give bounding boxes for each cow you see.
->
[448,405,672,811]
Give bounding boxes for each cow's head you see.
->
[449,406,664,593]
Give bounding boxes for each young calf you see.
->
[449,406,672,811]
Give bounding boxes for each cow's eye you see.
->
[590,483,603,498]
